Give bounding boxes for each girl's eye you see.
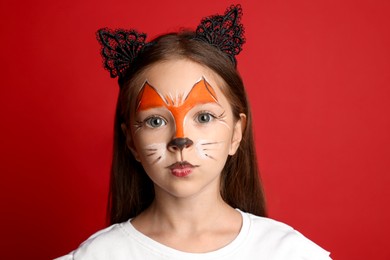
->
[145,116,167,128]
[196,112,214,123]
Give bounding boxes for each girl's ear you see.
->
[229,113,247,155]
[121,123,141,162]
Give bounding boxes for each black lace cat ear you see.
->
[96,28,148,79]
[195,5,245,66]
[96,5,245,80]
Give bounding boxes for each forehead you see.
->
[140,59,224,97]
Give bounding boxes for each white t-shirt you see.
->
[56,210,331,260]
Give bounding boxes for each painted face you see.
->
[127,59,244,198]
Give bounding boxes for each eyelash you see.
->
[194,110,222,123]
[135,115,168,129]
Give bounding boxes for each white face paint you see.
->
[142,143,167,165]
[195,140,226,160]
[126,59,244,199]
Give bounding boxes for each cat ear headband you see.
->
[96,5,245,80]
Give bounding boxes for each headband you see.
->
[96,5,245,80]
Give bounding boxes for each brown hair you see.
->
[108,32,267,224]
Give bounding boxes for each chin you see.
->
[155,175,221,200]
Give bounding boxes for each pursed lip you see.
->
[167,161,197,169]
[167,161,199,177]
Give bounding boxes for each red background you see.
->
[1,0,389,259]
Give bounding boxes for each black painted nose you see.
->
[167,138,193,152]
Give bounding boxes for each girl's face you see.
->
[125,59,245,199]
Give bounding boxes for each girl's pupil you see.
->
[199,113,211,123]
[151,118,162,126]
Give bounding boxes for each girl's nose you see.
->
[167,138,193,152]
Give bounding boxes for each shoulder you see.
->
[55,222,132,260]
[245,212,298,238]
[241,211,332,259]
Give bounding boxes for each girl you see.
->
[57,5,331,259]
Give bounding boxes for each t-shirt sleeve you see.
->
[249,215,332,260]
[286,229,332,259]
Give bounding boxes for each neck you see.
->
[133,182,237,235]
[163,191,227,230]
[130,181,243,253]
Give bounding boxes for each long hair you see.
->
[108,32,267,224]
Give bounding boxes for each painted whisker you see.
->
[205,154,216,160]
[201,141,223,146]
[152,156,162,164]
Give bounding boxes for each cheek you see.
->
[131,127,172,163]
[135,134,168,154]
[191,123,233,158]
[140,142,167,165]
[131,132,170,166]
[134,130,169,146]
[186,119,233,141]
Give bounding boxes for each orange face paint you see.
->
[136,78,218,137]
